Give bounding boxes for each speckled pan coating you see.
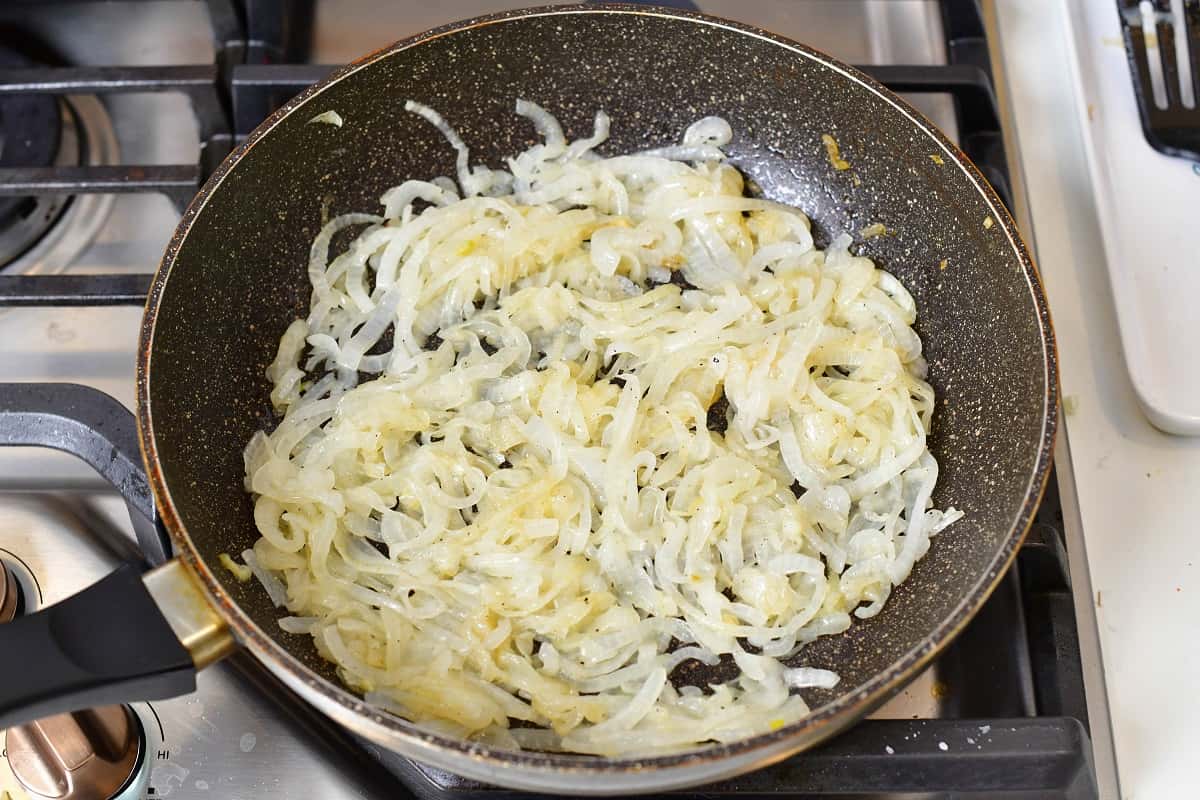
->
[136,4,1057,792]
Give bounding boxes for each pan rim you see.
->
[137,1,1058,779]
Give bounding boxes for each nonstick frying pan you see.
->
[0,5,1057,794]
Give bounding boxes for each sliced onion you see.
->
[243,100,958,757]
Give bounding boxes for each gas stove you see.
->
[0,2,1111,798]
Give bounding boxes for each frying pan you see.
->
[0,4,1057,794]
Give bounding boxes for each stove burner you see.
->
[0,46,68,271]
[0,47,117,276]
[0,48,59,193]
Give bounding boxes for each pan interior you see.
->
[144,7,1052,762]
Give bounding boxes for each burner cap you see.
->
[0,46,61,228]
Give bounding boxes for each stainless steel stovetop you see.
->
[0,3,1108,799]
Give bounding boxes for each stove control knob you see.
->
[0,560,19,623]
[5,705,145,800]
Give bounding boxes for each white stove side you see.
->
[992,1,1200,797]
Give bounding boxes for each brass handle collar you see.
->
[143,560,235,669]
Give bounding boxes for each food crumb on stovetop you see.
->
[983,215,994,229]
[929,154,945,165]
[1063,394,1079,415]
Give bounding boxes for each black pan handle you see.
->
[0,383,234,727]
[0,382,171,565]
[0,564,195,728]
